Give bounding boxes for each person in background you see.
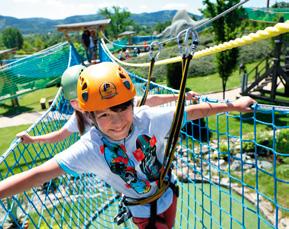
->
[118,50,125,60]
[89,30,97,64]
[125,48,130,59]
[81,29,91,62]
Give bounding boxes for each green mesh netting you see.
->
[0,42,82,102]
[245,7,289,23]
[0,42,289,228]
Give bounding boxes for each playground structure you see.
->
[57,19,111,64]
[240,18,289,106]
[0,48,16,66]
[1,5,289,229]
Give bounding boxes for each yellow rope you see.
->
[100,20,289,67]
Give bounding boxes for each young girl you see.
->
[17,64,198,144]
[0,62,255,228]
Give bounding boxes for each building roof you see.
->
[56,19,111,32]
[118,31,136,37]
[0,48,16,56]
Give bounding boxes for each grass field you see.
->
[0,124,30,154]
[0,86,59,116]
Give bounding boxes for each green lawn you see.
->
[175,183,272,229]
[89,183,273,228]
[242,167,289,218]
[0,87,59,116]
[157,61,261,94]
[0,124,30,154]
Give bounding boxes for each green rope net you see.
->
[0,42,80,102]
[0,43,289,228]
[245,7,289,23]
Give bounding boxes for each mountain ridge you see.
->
[0,10,202,34]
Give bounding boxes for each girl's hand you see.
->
[16,131,34,143]
[185,91,199,101]
[231,96,256,112]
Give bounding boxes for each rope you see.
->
[102,32,149,49]
[137,42,162,106]
[160,54,192,186]
[160,28,198,187]
[137,57,155,107]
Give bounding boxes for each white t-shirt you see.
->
[55,105,179,218]
[63,113,91,133]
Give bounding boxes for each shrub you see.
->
[238,40,272,64]
[242,141,255,152]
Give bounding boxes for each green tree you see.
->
[272,1,289,8]
[2,27,23,50]
[98,6,134,38]
[202,0,245,99]
[153,21,171,33]
[33,35,46,50]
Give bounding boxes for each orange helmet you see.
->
[77,62,136,111]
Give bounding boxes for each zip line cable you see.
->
[100,0,250,51]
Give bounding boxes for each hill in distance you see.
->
[0,10,201,34]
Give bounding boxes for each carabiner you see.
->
[149,41,162,61]
[185,27,199,56]
[177,27,199,58]
[177,30,186,56]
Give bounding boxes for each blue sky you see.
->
[0,0,275,19]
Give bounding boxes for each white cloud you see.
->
[139,4,149,12]
[161,3,188,10]
[13,0,39,3]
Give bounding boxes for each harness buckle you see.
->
[114,196,132,225]
[169,182,179,197]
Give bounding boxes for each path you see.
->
[205,87,241,101]
[0,111,45,128]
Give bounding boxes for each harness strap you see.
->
[124,181,169,206]
[146,200,158,229]
[147,182,179,228]
[137,57,155,107]
[159,54,192,188]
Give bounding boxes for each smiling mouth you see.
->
[112,126,126,133]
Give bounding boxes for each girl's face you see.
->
[94,104,133,141]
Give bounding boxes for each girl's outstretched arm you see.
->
[0,159,64,199]
[17,128,72,144]
[186,96,255,121]
[144,90,199,107]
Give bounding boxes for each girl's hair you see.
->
[109,99,134,112]
[87,99,134,126]
[75,110,89,135]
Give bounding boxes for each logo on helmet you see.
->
[99,82,117,99]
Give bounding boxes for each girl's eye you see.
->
[97,113,109,119]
